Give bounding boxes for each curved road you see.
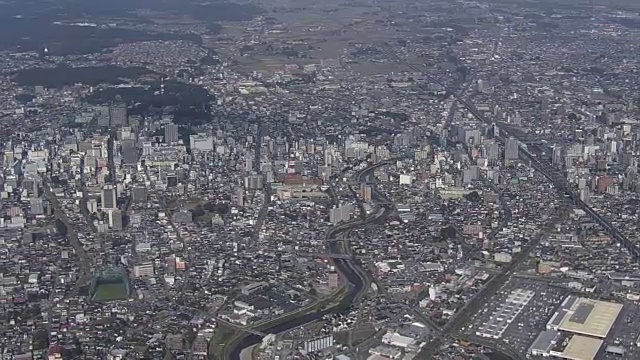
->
[227,161,392,359]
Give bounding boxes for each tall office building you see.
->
[101,185,117,210]
[109,103,128,127]
[329,204,352,224]
[121,140,138,165]
[484,139,500,161]
[361,185,372,202]
[95,105,110,126]
[132,186,147,203]
[109,210,123,230]
[244,175,263,190]
[30,198,44,215]
[165,123,179,144]
[505,137,519,161]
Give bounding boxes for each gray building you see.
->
[245,175,263,190]
[95,105,110,126]
[329,204,352,224]
[109,103,128,127]
[505,137,519,161]
[165,123,179,144]
[132,186,147,203]
[109,210,123,230]
[101,185,117,210]
[121,140,139,165]
[30,198,44,215]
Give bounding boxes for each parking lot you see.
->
[597,301,640,359]
[465,278,569,355]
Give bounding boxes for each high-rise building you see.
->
[165,123,179,144]
[95,105,110,126]
[477,79,485,92]
[329,204,352,224]
[236,187,244,206]
[328,272,340,288]
[505,137,519,161]
[166,174,178,188]
[132,186,147,203]
[244,175,263,190]
[484,139,500,161]
[109,210,123,230]
[87,198,98,214]
[361,184,372,202]
[109,103,128,127]
[329,207,340,225]
[552,146,564,166]
[30,198,44,215]
[101,185,117,210]
[121,140,138,165]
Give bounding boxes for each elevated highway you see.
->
[402,61,640,261]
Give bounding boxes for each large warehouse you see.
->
[529,331,604,360]
[546,296,623,338]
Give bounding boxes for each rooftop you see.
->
[556,296,623,338]
[560,335,603,360]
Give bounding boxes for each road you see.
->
[226,161,394,359]
[42,180,93,291]
[402,62,640,261]
[415,227,546,359]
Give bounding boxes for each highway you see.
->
[346,29,634,264]
[402,62,640,261]
[227,161,393,359]
[42,180,93,292]
[416,228,544,359]
[249,119,270,249]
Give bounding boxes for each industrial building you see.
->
[528,330,561,357]
[551,334,603,360]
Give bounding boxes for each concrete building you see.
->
[303,335,333,353]
[101,185,117,210]
[133,263,155,278]
[109,210,123,230]
[109,103,128,127]
[329,204,352,225]
[29,198,44,215]
[165,123,179,144]
[95,105,111,126]
[132,186,147,203]
[190,133,214,151]
[505,137,519,160]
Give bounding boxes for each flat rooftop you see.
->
[560,335,603,360]
[557,297,623,338]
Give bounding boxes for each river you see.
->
[229,238,366,359]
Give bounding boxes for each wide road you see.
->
[359,34,634,261]
[227,161,392,359]
[415,227,544,359]
[43,180,92,290]
[404,62,640,261]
